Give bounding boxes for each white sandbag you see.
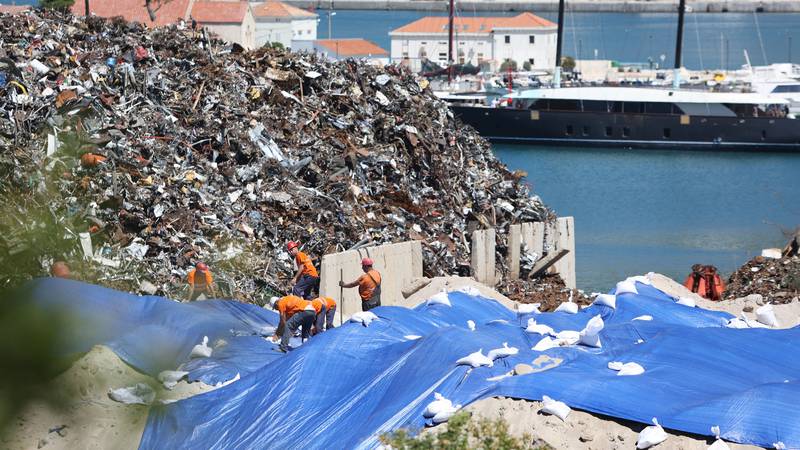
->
[618,362,645,376]
[487,342,519,360]
[592,293,617,309]
[616,279,639,296]
[578,315,604,348]
[190,336,213,359]
[349,311,379,326]
[532,336,558,351]
[455,285,481,297]
[517,303,540,314]
[628,274,653,286]
[467,320,476,331]
[427,290,452,307]
[540,395,571,421]
[423,393,453,418]
[525,318,555,335]
[756,304,779,327]
[108,383,155,405]
[431,403,461,424]
[773,442,786,450]
[158,370,189,390]
[555,330,580,345]
[633,315,653,321]
[676,297,696,307]
[554,302,578,314]
[636,418,668,449]
[404,335,422,340]
[456,349,493,368]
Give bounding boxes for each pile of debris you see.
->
[724,232,800,302]
[0,11,551,302]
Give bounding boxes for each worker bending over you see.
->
[287,241,320,299]
[187,262,216,301]
[310,296,337,334]
[339,257,382,312]
[270,295,316,353]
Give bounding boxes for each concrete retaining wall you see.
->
[320,241,423,324]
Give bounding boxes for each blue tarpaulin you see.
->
[27,277,800,449]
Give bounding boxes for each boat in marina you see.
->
[446,0,800,151]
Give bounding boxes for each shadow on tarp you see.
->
[22,278,800,449]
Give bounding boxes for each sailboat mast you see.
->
[448,0,454,83]
[673,0,686,89]
[553,0,565,87]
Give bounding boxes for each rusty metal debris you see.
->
[0,11,551,302]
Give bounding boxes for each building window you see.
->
[477,52,484,62]
[402,52,409,58]
[529,35,535,44]
[421,42,427,45]
[605,126,613,137]
[663,128,671,138]
[528,58,534,65]
[582,125,590,136]
[566,125,574,136]
[622,127,630,137]
[438,52,447,60]
[504,35,510,44]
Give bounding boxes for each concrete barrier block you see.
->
[554,217,576,289]
[508,224,521,280]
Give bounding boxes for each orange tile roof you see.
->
[391,12,555,35]
[191,1,249,23]
[252,1,316,19]
[316,39,388,57]
[72,0,191,27]
[0,5,31,14]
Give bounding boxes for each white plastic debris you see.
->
[761,248,782,259]
[467,320,476,331]
[349,311,379,327]
[30,59,50,74]
[676,297,696,307]
[708,425,730,450]
[190,336,213,359]
[427,290,452,307]
[525,318,555,335]
[756,304,779,327]
[456,349,493,368]
[616,279,639,295]
[532,336,559,351]
[592,293,617,309]
[578,315,604,348]
[554,301,578,314]
[108,383,155,405]
[423,393,452,418]
[636,418,668,449]
[608,361,645,376]
[633,315,653,321]
[773,442,786,450]
[158,370,189,390]
[487,342,519,361]
[517,303,540,314]
[540,395,571,421]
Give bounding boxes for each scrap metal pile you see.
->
[724,234,800,302]
[0,11,551,301]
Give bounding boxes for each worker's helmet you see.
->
[361,257,374,267]
[196,262,209,271]
[269,296,280,309]
[286,241,299,251]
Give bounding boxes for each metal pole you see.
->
[553,0,565,87]
[84,0,90,15]
[673,0,686,89]
[789,36,793,63]
[338,268,343,326]
[448,0,454,83]
[328,0,333,39]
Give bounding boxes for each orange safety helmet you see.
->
[361,257,374,267]
[286,241,299,251]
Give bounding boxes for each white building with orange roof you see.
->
[389,12,557,73]
[313,38,389,65]
[251,1,318,50]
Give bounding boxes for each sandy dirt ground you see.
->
[2,345,217,450]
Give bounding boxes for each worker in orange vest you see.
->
[310,296,337,334]
[287,241,319,299]
[339,257,382,312]
[187,262,216,301]
[270,294,316,352]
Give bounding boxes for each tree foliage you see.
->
[40,0,75,10]
[499,59,518,72]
